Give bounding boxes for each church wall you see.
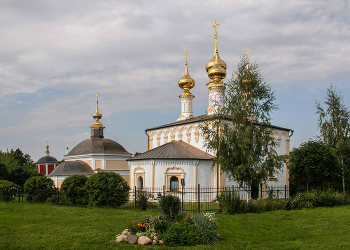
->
[106,160,128,170]
[196,161,215,186]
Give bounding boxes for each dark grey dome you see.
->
[35,155,59,164]
[48,161,95,176]
[66,138,131,156]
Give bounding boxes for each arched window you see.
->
[137,176,143,190]
[170,176,178,191]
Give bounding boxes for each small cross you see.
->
[245,48,250,64]
[212,19,220,36]
[96,92,99,101]
[184,50,189,63]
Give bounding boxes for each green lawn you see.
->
[1,202,350,249]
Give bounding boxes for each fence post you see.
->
[134,186,137,210]
[197,184,200,213]
[181,184,184,212]
[163,185,165,196]
[57,189,59,205]
[285,185,287,201]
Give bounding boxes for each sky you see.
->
[0,0,350,162]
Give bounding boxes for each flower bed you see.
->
[115,212,219,246]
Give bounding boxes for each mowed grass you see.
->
[1,202,350,250]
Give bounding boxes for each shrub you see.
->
[60,174,88,205]
[159,195,181,220]
[24,176,56,202]
[246,198,286,213]
[217,187,243,214]
[0,180,20,201]
[85,172,129,207]
[287,189,346,210]
[193,213,218,244]
[163,221,201,247]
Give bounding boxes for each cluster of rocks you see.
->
[115,229,164,246]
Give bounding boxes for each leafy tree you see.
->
[60,174,88,205]
[201,54,286,186]
[0,162,9,180]
[289,140,342,190]
[315,85,350,192]
[0,149,38,186]
[85,172,129,207]
[24,176,57,202]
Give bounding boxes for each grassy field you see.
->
[1,202,350,250]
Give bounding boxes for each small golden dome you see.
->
[208,52,226,80]
[90,92,105,130]
[178,50,195,94]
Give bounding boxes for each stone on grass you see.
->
[138,236,151,245]
[128,235,138,244]
[122,229,129,235]
[153,236,158,241]
[152,240,157,245]
[136,232,145,237]
[116,235,128,243]
[159,239,164,245]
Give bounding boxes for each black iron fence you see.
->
[2,184,343,213]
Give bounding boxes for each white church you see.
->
[46,20,292,199]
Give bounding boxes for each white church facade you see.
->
[127,20,293,199]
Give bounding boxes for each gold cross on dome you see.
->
[185,50,189,63]
[212,19,220,36]
[245,48,250,64]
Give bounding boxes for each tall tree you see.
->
[201,52,286,186]
[289,140,342,190]
[315,85,350,193]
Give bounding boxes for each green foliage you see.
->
[287,189,347,210]
[163,221,201,246]
[159,195,181,220]
[60,174,88,205]
[85,172,129,207]
[193,213,218,244]
[289,140,342,189]
[201,54,286,186]
[217,187,244,214]
[316,84,350,192]
[24,176,56,202]
[0,148,38,187]
[246,198,286,213]
[0,180,20,201]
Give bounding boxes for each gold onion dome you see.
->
[208,52,226,80]
[205,19,227,73]
[178,50,195,96]
[90,92,105,129]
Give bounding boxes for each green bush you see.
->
[217,187,243,214]
[24,176,56,202]
[0,180,20,201]
[163,221,201,247]
[193,213,218,244]
[287,189,346,210]
[60,174,88,205]
[246,198,286,213]
[85,172,129,207]
[159,195,181,220]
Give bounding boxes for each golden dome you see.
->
[90,92,105,130]
[206,20,226,73]
[208,52,226,80]
[178,50,195,95]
